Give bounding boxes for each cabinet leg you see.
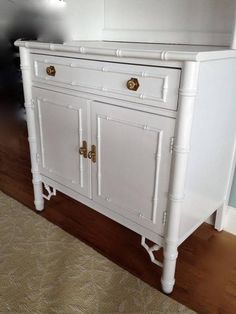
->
[33,180,44,211]
[161,242,178,294]
[214,203,227,232]
[20,47,45,212]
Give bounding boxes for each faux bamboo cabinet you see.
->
[15,0,236,294]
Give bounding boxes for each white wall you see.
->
[64,0,104,41]
[103,0,236,46]
[1,0,236,45]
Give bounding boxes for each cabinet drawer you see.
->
[31,54,181,111]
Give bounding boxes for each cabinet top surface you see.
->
[15,40,236,62]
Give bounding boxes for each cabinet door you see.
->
[91,102,175,235]
[33,88,91,198]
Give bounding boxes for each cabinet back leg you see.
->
[215,140,236,231]
[214,203,227,232]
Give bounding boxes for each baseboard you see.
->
[224,206,236,235]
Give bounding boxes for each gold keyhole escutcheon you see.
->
[46,65,56,77]
[79,141,88,158]
[88,145,96,163]
[127,78,140,91]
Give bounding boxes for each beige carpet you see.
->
[0,191,195,314]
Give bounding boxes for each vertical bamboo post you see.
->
[161,61,200,294]
[19,47,44,211]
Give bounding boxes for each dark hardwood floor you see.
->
[0,98,236,314]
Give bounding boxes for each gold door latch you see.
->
[46,65,56,77]
[88,145,96,163]
[127,78,140,91]
[79,141,88,158]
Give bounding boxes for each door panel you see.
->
[33,88,91,198]
[91,102,175,235]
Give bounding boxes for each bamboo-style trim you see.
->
[15,40,236,62]
[19,47,44,211]
[43,183,57,201]
[161,61,200,294]
[141,236,163,267]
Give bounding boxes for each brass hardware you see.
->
[127,78,140,91]
[79,141,88,158]
[46,65,56,77]
[88,145,96,163]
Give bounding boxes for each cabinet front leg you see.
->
[161,242,178,294]
[32,178,44,211]
[20,47,45,212]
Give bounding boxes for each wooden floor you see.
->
[1,98,236,314]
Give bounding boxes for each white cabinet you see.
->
[15,0,236,295]
[17,39,236,294]
[91,101,175,235]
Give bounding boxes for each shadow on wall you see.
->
[0,2,65,105]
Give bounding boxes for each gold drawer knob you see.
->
[127,78,140,91]
[46,65,56,77]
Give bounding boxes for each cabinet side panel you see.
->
[179,59,236,243]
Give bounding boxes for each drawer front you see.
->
[31,54,181,111]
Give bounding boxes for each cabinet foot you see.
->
[161,242,178,294]
[161,279,175,294]
[33,181,44,212]
[35,200,44,212]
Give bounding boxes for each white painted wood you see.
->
[161,61,200,294]
[30,48,183,69]
[19,47,44,211]
[214,205,227,233]
[215,139,236,231]
[91,101,175,236]
[203,206,236,236]
[16,23,236,294]
[33,88,91,198]
[178,59,236,245]
[31,54,181,111]
[30,81,178,120]
[41,174,165,245]
[15,40,236,62]
[141,237,163,267]
[43,183,56,201]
